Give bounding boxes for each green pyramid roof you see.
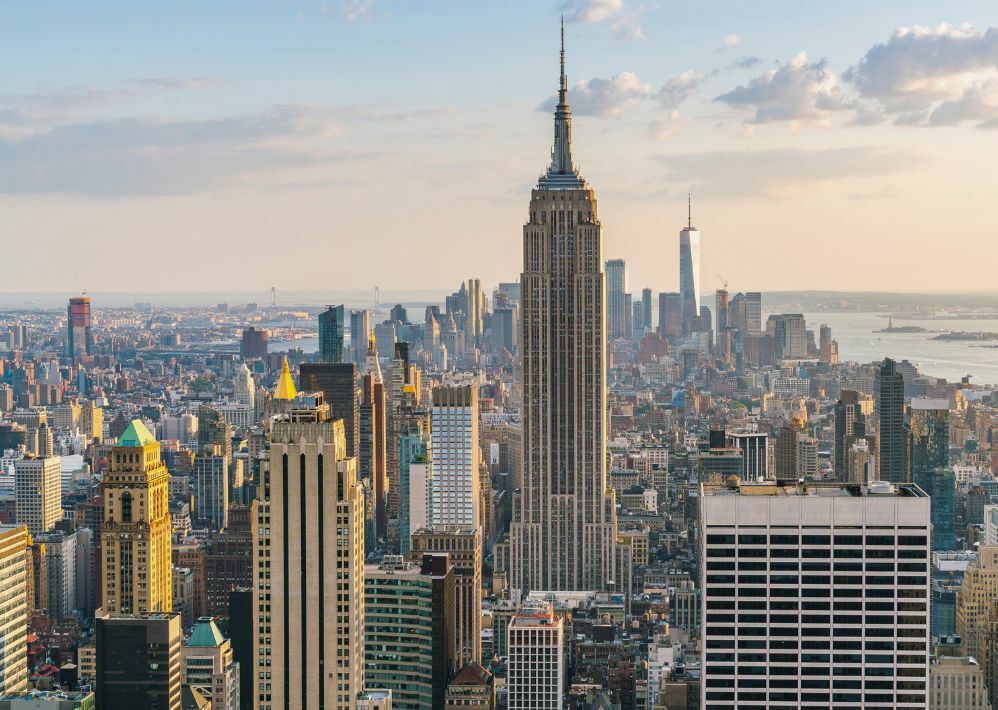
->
[117,419,157,447]
[186,618,225,647]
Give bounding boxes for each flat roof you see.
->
[702,481,927,498]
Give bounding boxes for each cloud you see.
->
[559,0,644,40]
[648,110,683,139]
[657,69,705,109]
[720,34,741,50]
[845,23,998,128]
[715,52,851,124]
[540,72,652,116]
[732,56,763,70]
[656,146,926,198]
[342,0,375,22]
[0,77,217,115]
[0,105,359,196]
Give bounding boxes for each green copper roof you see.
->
[117,419,157,447]
[186,618,225,647]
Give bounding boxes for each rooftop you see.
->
[702,480,927,498]
[117,419,156,447]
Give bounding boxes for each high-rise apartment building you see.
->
[14,456,62,535]
[679,203,701,335]
[700,480,930,709]
[466,278,486,342]
[102,420,172,614]
[198,406,233,463]
[605,259,627,340]
[300,362,360,459]
[0,525,29,694]
[365,554,456,709]
[95,611,182,710]
[878,357,911,483]
[508,608,564,710]
[253,392,364,710]
[410,526,483,665]
[510,27,618,596]
[430,386,480,529]
[67,296,92,359]
[318,304,346,363]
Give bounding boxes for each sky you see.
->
[2,0,998,297]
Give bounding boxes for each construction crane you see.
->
[716,274,728,290]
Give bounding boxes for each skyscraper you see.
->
[14,456,62,535]
[102,420,173,614]
[410,526,483,667]
[701,479,930,709]
[67,295,92,359]
[714,289,728,346]
[833,390,874,481]
[95,611,182,710]
[240,326,269,360]
[605,259,627,340]
[318,304,345,364]
[678,198,701,335]
[350,309,371,365]
[430,385,480,529]
[299,362,360,459]
[510,25,618,596]
[878,357,911,483]
[360,331,388,544]
[657,292,683,338]
[0,525,29,694]
[253,392,364,709]
[193,446,229,531]
[641,287,653,330]
[507,608,565,710]
[364,554,456,709]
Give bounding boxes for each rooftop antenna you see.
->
[687,192,692,230]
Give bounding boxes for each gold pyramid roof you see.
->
[275,356,297,400]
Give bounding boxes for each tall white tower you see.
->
[679,195,701,335]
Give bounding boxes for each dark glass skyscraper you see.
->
[318,304,345,363]
[299,362,359,459]
[67,295,92,359]
[878,357,910,483]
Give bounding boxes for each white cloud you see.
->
[845,23,998,128]
[541,72,652,116]
[559,0,644,40]
[657,69,705,109]
[715,52,851,124]
[721,34,741,50]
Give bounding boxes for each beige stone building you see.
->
[929,641,992,710]
[957,546,998,683]
[509,26,620,597]
[254,392,364,710]
[102,420,172,614]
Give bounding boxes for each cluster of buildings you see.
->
[0,27,995,710]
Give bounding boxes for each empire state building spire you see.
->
[552,16,575,177]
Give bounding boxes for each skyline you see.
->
[4,2,998,293]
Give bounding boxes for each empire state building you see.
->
[509,25,622,596]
